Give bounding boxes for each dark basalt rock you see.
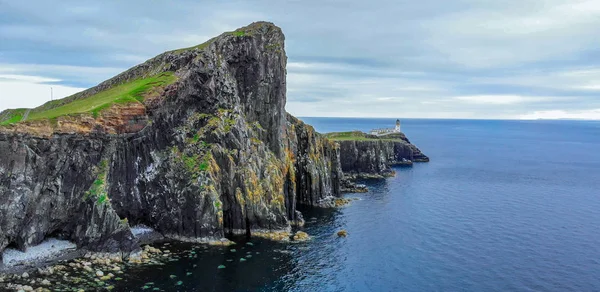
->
[0,22,341,258]
[336,132,429,178]
[0,22,427,263]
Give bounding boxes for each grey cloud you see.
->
[1,0,599,119]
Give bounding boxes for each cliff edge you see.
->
[0,22,342,264]
[325,131,429,178]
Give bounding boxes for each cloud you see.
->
[0,0,599,119]
[0,74,85,109]
[0,74,60,83]
[420,0,600,68]
[0,64,123,87]
[454,95,550,105]
[519,109,600,120]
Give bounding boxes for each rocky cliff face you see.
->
[0,22,342,262]
[336,133,429,177]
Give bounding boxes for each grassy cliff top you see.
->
[324,131,402,142]
[0,108,28,125]
[168,21,281,54]
[0,21,282,127]
[0,72,175,125]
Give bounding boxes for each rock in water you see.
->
[0,22,343,257]
[293,231,310,241]
[337,230,348,237]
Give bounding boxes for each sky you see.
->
[1,0,599,119]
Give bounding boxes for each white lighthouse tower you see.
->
[395,119,401,132]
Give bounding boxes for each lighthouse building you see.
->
[369,119,402,136]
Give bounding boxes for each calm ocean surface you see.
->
[116,118,600,291]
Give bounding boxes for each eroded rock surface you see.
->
[0,22,341,261]
[337,132,429,178]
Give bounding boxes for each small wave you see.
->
[2,238,76,267]
[131,225,155,236]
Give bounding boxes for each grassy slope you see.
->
[1,72,176,125]
[324,131,401,142]
[1,23,262,126]
[0,109,28,125]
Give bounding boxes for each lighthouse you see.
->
[395,119,401,132]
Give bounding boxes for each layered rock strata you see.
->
[0,22,341,263]
[335,132,429,178]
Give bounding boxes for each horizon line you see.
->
[296,116,600,122]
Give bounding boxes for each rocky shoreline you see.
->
[334,132,429,178]
[0,228,324,291]
[0,22,342,267]
[0,242,178,291]
[0,21,428,290]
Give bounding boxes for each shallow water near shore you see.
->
[109,207,343,291]
[107,118,600,291]
[3,118,600,291]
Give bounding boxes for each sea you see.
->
[113,118,600,291]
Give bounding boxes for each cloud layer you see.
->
[1,0,599,119]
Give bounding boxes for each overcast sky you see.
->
[1,0,599,119]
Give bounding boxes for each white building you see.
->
[369,119,401,136]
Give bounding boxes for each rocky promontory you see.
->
[0,22,342,268]
[325,131,429,178]
[0,21,427,278]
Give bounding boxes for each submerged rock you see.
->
[208,238,236,247]
[337,230,348,237]
[292,231,310,241]
[251,231,292,242]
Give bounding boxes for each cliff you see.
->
[0,22,342,263]
[325,131,429,178]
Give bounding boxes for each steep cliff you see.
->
[326,131,429,177]
[0,22,342,262]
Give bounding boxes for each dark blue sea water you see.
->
[115,118,600,291]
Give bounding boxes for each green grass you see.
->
[15,72,177,123]
[169,29,247,55]
[97,193,109,205]
[178,150,211,181]
[169,37,217,54]
[84,178,105,200]
[84,160,109,205]
[324,131,401,142]
[0,109,27,125]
